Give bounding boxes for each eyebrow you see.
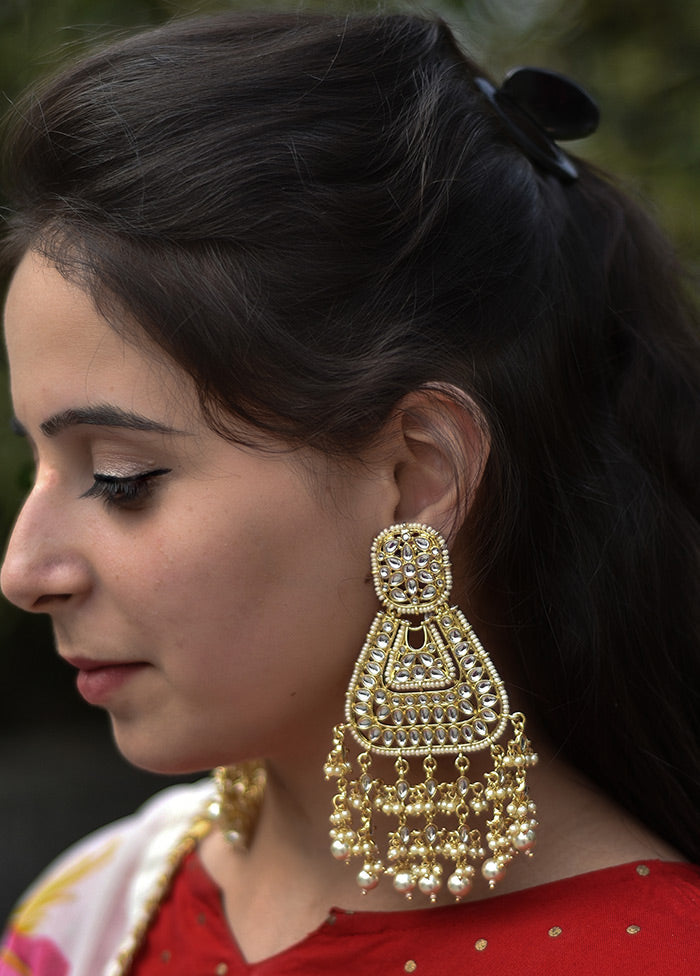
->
[11,405,185,438]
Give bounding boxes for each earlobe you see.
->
[391,388,490,541]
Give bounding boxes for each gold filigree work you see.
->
[325,523,538,903]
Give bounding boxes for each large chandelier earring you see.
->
[324,522,538,901]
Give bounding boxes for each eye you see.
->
[81,469,171,510]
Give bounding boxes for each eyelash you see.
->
[81,469,172,510]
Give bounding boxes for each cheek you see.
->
[109,488,376,679]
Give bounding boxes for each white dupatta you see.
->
[0,780,215,976]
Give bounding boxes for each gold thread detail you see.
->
[548,926,562,937]
[636,864,650,876]
[626,924,641,935]
[475,938,488,951]
[404,962,417,973]
[112,814,213,975]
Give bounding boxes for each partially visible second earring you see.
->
[324,522,538,902]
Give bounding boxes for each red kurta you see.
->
[131,854,700,975]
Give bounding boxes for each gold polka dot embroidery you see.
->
[475,939,488,951]
[404,962,417,973]
[636,864,650,877]
[626,925,641,935]
[215,965,229,975]
[548,926,562,938]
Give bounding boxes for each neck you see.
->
[209,735,674,897]
[199,730,682,963]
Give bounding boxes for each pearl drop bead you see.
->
[447,872,472,898]
[393,871,415,894]
[481,859,505,884]
[514,829,536,852]
[357,868,379,891]
[417,873,441,896]
[330,839,350,860]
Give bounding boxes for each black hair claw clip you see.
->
[474,67,600,182]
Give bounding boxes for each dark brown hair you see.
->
[2,12,700,857]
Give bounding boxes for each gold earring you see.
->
[210,761,266,850]
[324,522,537,902]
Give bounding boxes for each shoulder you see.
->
[0,778,215,976]
[491,860,700,972]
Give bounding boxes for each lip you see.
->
[65,656,140,672]
[64,657,150,705]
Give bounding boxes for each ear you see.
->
[389,387,489,543]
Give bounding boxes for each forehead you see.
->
[5,250,98,349]
[4,250,195,427]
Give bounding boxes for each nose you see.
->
[1,488,92,613]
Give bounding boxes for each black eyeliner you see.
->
[80,468,172,507]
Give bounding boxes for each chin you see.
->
[109,719,223,777]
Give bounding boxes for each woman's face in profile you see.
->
[1,250,386,774]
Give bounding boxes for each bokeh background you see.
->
[1,0,698,924]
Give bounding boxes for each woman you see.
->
[1,10,699,976]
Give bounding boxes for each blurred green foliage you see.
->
[0,0,698,728]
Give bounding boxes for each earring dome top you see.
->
[371,523,453,616]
